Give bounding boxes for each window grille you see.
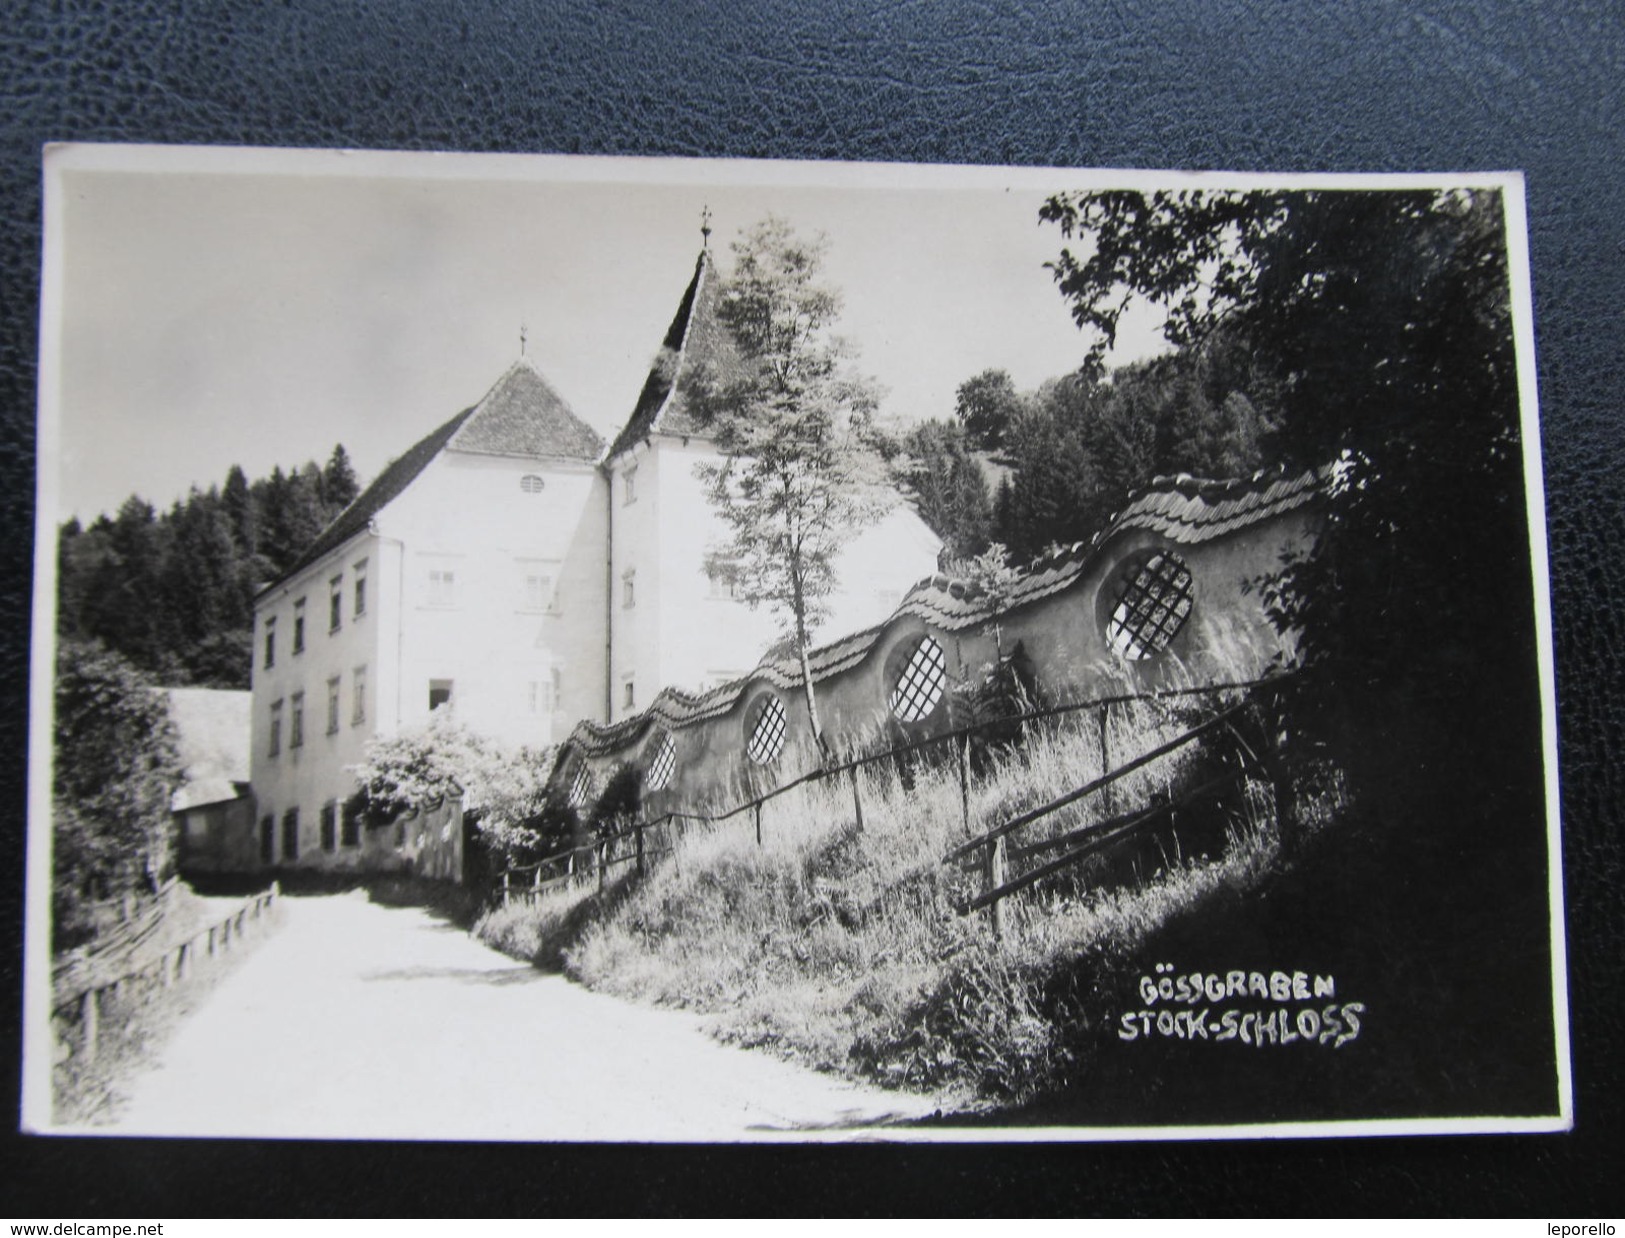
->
[520,474,545,494]
[647,733,677,791]
[353,561,367,617]
[1107,551,1195,660]
[326,677,341,735]
[281,808,299,861]
[329,577,343,631]
[889,635,948,722]
[569,764,594,809]
[292,600,306,654]
[746,695,787,765]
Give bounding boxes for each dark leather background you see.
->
[2,0,1620,1217]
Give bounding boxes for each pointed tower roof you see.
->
[448,356,604,461]
[607,249,751,460]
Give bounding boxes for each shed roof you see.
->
[164,687,251,811]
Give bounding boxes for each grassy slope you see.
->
[477,691,1304,1110]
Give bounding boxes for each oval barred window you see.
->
[520,474,545,494]
[568,763,595,808]
[888,635,947,722]
[745,694,787,765]
[646,732,677,791]
[1107,551,1195,661]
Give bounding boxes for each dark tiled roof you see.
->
[263,405,476,593]
[559,464,1328,759]
[449,358,604,461]
[606,249,751,460]
[263,359,601,594]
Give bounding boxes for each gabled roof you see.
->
[606,249,751,460]
[262,358,600,594]
[558,465,1329,759]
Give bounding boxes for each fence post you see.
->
[1097,703,1114,815]
[849,767,866,833]
[636,821,645,878]
[207,925,217,958]
[987,836,1008,942]
[81,988,99,1063]
[176,941,191,982]
[957,739,972,837]
[754,801,763,847]
[502,870,511,908]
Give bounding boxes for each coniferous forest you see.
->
[56,445,360,689]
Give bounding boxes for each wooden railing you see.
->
[498,673,1297,925]
[52,883,283,1063]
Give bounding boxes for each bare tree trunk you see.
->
[789,563,829,765]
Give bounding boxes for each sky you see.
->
[44,149,1175,523]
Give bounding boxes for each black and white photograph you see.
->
[23,147,1567,1143]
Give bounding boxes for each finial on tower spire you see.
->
[700,205,712,249]
[519,321,528,357]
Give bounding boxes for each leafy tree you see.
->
[1040,186,1551,1112]
[954,368,1025,451]
[898,419,993,560]
[1039,186,1529,808]
[691,217,897,758]
[349,714,551,867]
[52,641,183,947]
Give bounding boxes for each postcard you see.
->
[25,146,1568,1140]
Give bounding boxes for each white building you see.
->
[247,246,942,870]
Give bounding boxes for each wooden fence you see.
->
[498,673,1297,928]
[52,883,283,1064]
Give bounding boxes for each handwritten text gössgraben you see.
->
[1118,963,1365,1047]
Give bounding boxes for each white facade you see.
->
[606,436,942,722]
[247,249,944,871]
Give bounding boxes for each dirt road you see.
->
[105,892,939,1141]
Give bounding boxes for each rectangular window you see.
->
[268,700,283,757]
[427,567,457,608]
[340,799,361,848]
[523,571,554,612]
[353,559,368,618]
[319,801,337,852]
[527,680,540,714]
[281,808,299,861]
[623,679,635,710]
[623,464,637,505]
[290,692,305,748]
[551,667,562,711]
[326,676,341,735]
[292,599,306,654]
[429,679,453,712]
[264,617,276,669]
[329,576,343,632]
[352,665,367,726]
[622,569,635,609]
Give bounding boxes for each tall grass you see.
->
[474,655,1341,1107]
